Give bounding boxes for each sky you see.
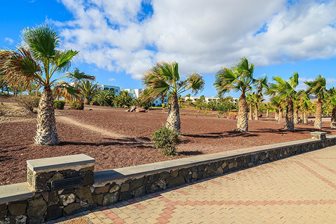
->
[1,0,336,97]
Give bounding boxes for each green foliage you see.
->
[152,127,179,156]
[69,100,84,110]
[114,90,134,107]
[53,100,65,110]
[215,57,255,96]
[92,90,115,106]
[16,95,40,113]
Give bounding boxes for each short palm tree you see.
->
[215,57,255,132]
[328,88,336,129]
[0,26,78,145]
[297,90,311,125]
[305,75,327,129]
[270,96,284,123]
[143,62,204,133]
[78,80,98,105]
[268,73,299,131]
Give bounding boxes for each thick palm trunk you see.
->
[248,104,253,120]
[331,107,336,129]
[278,108,282,124]
[284,100,294,131]
[266,109,269,118]
[294,108,299,124]
[254,106,259,120]
[165,93,180,133]
[303,111,308,124]
[84,98,90,105]
[275,111,279,121]
[34,87,59,145]
[237,94,248,132]
[314,99,322,129]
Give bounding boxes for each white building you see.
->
[123,88,142,98]
[183,96,220,103]
[98,85,121,95]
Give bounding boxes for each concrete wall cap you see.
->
[0,182,34,204]
[27,154,95,173]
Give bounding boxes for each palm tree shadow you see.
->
[182,131,258,139]
[60,137,153,149]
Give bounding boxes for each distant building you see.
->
[182,96,220,103]
[153,96,169,106]
[98,85,121,95]
[123,88,142,99]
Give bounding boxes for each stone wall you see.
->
[1,136,336,223]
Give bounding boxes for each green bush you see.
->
[54,100,65,110]
[16,95,40,113]
[69,101,84,110]
[152,127,179,156]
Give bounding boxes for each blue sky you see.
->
[1,0,336,98]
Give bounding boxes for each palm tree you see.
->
[297,90,311,125]
[270,96,283,124]
[305,75,327,129]
[329,88,336,129]
[0,26,78,145]
[268,73,299,131]
[253,76,268,120]
[143,62,204,133]
[78,81,98,105]
[215,57,254,132]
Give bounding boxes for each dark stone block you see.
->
[63,203,81,215]
[27,197,47,219]
[75,186,94,204]
[0,204,7,219]
[8,201,27,216]
[129,178,144,191]
[119,191,132,201]
[50,176,83,190]
[167,175,185,187]
[94,185,110,194]
[46,205,62,221]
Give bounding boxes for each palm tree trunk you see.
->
[303,112,308,124]
[294,108,299,124]
[165,93,181,133]
[237,94,248,132]
[34,87,59,145]
[284,100,294,131]
[278,108,282,124]
[314,99,322,129]
[84,98,90,105]
[266,109,269,118]
[248,104,253,120]
[331,107,336,129]
[254,106,259,120]
[275,110,279,121]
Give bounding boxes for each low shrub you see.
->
[16,95,40,113]
[54,100,65,110]
[152,127,179,156]
[69,101,84,110]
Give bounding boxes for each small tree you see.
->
[143,62,204,133]
[305,75,327,129]
[215,57,255,132]
[0,26,78,145]
[268,73,299,131]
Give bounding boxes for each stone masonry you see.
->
[1,136,336,223]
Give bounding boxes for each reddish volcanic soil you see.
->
[0,105,334,185]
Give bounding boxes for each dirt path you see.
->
[57,116,127,139]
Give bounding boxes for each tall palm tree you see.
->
[268,73,299,131]
[253,76,268,120]
[215,57,255,132]
[305,75,327,129]
[0,26,78,145]
[143,62,204,133]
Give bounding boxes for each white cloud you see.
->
[4,37,14,45]
[108,77,115,82]
[55,0,336,80]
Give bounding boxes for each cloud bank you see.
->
[55,0,336,79]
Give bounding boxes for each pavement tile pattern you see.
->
[59,146,336,224]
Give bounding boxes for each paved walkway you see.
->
[59,146,336,224]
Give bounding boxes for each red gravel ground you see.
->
[1,106,334,185]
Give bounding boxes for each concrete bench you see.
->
[310,131,327,140]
